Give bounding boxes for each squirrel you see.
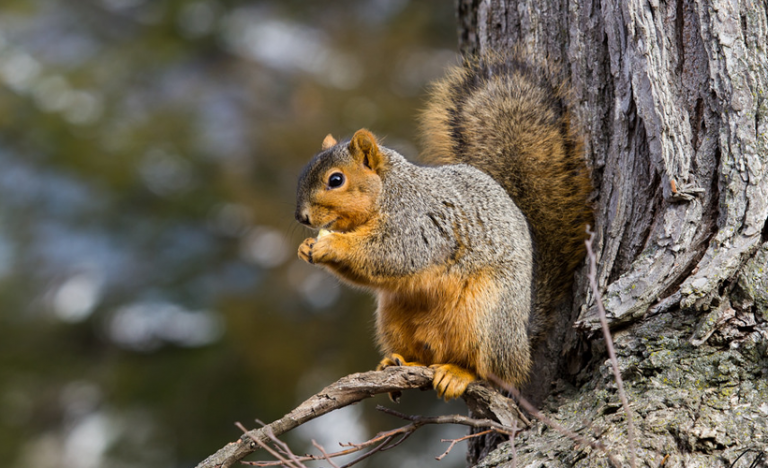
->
[295,53,593,400]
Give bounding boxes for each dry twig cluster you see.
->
[194,367,527,468]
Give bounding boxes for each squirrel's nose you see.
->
[296,209,311,226]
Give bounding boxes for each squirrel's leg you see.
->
[430,364,477,400]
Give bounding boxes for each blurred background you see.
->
[0,1,466,467]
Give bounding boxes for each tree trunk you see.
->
[458,0,768,466]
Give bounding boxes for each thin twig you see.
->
[236,423,305,468]
[375,431,413,452]
[338,435,396,468]
[242,442,363,467]
[376,405,517,436]
[263,427,306,468]
[311,440,341,468]
[436,429,494,461]
[586,228,638,468]
[242,432,390,467]
[510,418,517,467]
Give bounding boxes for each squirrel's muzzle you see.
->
[296,207,311,226]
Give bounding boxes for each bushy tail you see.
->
[419,52,593,340]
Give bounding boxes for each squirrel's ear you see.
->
[349,129,384,173]
[321,134,337,150]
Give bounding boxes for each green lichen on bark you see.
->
[735,242,768,319]
[476,309,768,467]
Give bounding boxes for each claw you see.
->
[377,353,421,370]
[429,364,476,400]
[376,354,425,403]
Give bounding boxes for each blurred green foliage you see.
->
[0,1,466,467]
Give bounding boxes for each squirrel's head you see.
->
[295,129,387,233]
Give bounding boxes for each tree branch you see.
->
[194,366,527,468]
[243,405,521,468]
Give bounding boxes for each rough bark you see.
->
[458,0,768,466]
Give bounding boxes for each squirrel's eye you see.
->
[328,172,345,188]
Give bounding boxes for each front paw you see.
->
[298,235,335,265]
[298,237,316,264]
